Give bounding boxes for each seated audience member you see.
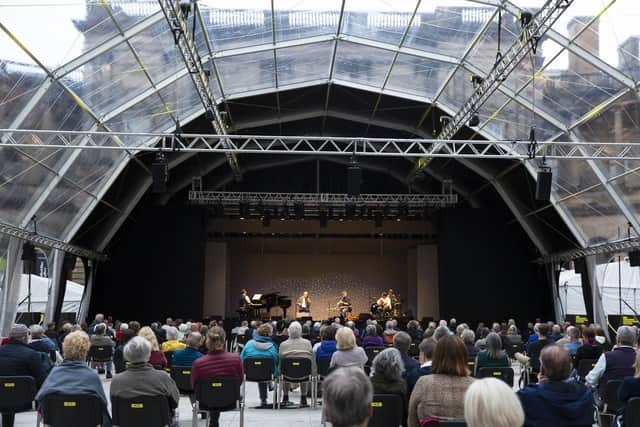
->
[0,324,50,427]
[322,367,372,427]
[406,320,423,342]
[517,345,593,427]
[191,327,243,427]
[370,348,408,422]
[44,322,58,341]
[616,349,640,426]
[161,326,186,352]
[278,321,314,407]
[461,329,478,358]
[113,328,136,373]
[138,326,167,369]
[464,377,524,427]
[57,322,72,350]
[177,323,189,342]
[240,323,279,407]
[393,331,419,375]
[592,324,612,350]
[36,331,111,426]
[346,320,360,338]
[549,324,563,342]
[562,326,581,355]
[503,325,523,350]
[406,338,436,394]
[474,327,490,351]
[586,325,637,395]
[408,334,474,426]
[475,332,509,375]
[115,322,128,343]
[29,324,58,353]
[423,325,436,340]
[110,337,180,425]
[433,325,451,341]
[151,322,166,345]
[315,324,338,360]
[89,323,115,379]
[573,326,603,366]
[362,324,384,348]
[383,320,397,345]
[330,327,367,369]
[515,323,553,376]
[88,313,105,335]
[172,332,204,367]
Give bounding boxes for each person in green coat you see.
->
[475,332,509,376]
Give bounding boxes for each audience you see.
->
[322,367,372,427]
[461,328,478,358]
[161,326,186,352]
[474,332,509,375]
[28,324,58,353]
[515,323,553,377]
[616,349,640,426]
[330,327,367,369]
[573,326,603,366]
[278,321,314,408]
[113,328,136,373]
[370,348,408,423]
[110,337,180,425]
[172,331,204,367]
[241,323,279,407]
[393,331,419,375]
[89,323,115,379]
[138,326,168,369]
[408,334,474,426]
[517,345,593,427]
[36,331,111,426]
[362,324,384,348]
[464,377,524,427]
[406,320,423,342]
[562,326,581,355]
[549,324,563,342]
[406,338,436,394]
[191,327,243,427]
[503,325,523,350]
[315,324,338,360]
[586,325,637,396]
[433,325,451,341]
[383,320,397,345]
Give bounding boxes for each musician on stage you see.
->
[297,291,311,313]
[377,292,392,311]
[238,289,252,319]
[337,290,352,318]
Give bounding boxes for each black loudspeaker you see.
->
[347,166,362,196]
[574,257,587,275]
[535,168,552,201]
[152,158,168,193]
[630,250,640,267]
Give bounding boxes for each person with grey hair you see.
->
[172,332,204,367]
[370,348,408,422]
[161,325,185,352]
[323,367,373,427]
[90,323,115,379]
[363,323,384,348]
[0,324,50,427]
[29,324,58,354]
[465,377,524,427]
[433,325,451,341]
[586,325,637,394]
[110,337,180,423]
[474,332,509,376]
[383,320,397,345]
[561,326,581,355]
[278,321,314,407]
[462,328,478,357]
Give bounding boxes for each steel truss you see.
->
[537,238,640,264]
[0,221,107,262]
[2,130,640,161]
[189,191,458,207]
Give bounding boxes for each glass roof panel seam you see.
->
[194,3,226,100]
[322,0,346,133]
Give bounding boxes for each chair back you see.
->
[88,345,112,362]
[602,379,624,413]
[576,359,597,381]
[49,349,57,363]
[466,357,476,376]
[367,394,403,427]
[505,342,523,359]
[477,367,514,387]
[0,376,36,413]
[171,366,194,394]
[317,357,332,377]
[111,395,170,427]
[163,351,175,370]
[195,377,241,411]
[41,393,103,427]
[365,347,385,364]
[625,397,640,427]
[236,335,247,346]
[408,341,420,357]
[243,357,275,382]
[281,357,312,382]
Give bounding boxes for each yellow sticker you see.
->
[254,361,262,365]
[182,370,191,375]
[493,372,502,376]
[131,403,143,409]
[3,383,15,388]
[292,362,300,366]
[371,402,383,408]
[63,402,76,407]
[212,382,222,387]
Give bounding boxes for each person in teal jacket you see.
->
[241,323,279,407]
[475,332,509,376]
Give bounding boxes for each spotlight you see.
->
[470,74,485,88]
[239,202,249,220]
[374,211,383,228]
[629,250,640,267]
[151,152,168,193]
[535,164,552,202]
[468,114,480,127]
[319,210,328,228]
[347,164,362,196]
[294,202,305,220]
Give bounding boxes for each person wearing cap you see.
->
[0,324,50,427]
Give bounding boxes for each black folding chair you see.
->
[625,397,640,426]
[317,357,332,378]
[466,357,476,377]
[40,393,103,427]
[477,367,514,387]
[235,335,247,352]
[367,394,403,427]
[111,395,170,427]
[505,342,523,359]
[599,379,624,426]
[408,341,420,358]
[280,357,316,409]
[171,366,194,394]
[575,359,597,382]
[243,357,277,409]
[163,351,175,373]
[365,347,385,365]
[195,377,244,427]
[88,345,112,365]
[0,376,36,421]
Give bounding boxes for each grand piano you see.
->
[250,292,292,319]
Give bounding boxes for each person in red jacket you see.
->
[191,326,243,427]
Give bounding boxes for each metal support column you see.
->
[0,238,24,336]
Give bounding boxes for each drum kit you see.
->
[370,294,403,320]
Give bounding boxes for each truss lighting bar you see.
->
[0,221,107,261]
[189,191,458,207]
[536,238,640,264]
[157,0,241,180]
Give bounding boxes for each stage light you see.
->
[319,210,328,228]
[535,163,552,202]
[239,202,249,220]
[21,242,36,263]
[347,164,362,196]
[468,114,480,127]
[294,202,304,220]
[179,0,191,18]
[398,204,409,221]
[519,11,532,27]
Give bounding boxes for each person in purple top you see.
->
[362,324,384,348]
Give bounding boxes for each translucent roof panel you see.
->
[216,50,276,95]
[341,0,416,46]
[129,20,184,85]
[481,99,562,142]
[158,73,204,122]
[276,41,333,86]
[386,55,455,99]
[104,93,174,138]
[0,235,8,286]
[333,41,396,88]
[274,0,342,42]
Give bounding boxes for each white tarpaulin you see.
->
[559,260,640,316]
[17,274,84,314]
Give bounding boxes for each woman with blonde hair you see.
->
[138,326,167,369]
[330,327,367,369]
[464,377,524,427]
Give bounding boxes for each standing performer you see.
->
[297,291,311,314]
[337,290,352,318]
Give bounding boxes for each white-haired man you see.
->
[323,367,372,427]
[278,321,314,407]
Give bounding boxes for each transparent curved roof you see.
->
[0,0,639,254]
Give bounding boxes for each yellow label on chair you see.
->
[254,361,262,365]
[63,402,76,407]
[3,383,15,387]
[467,361,474,365]
[211,382,222,387]
[98,347,104,350]
[182,370,191,375]
[493,372,501,376]
[131,403,143,409]
[371,402,383,408]
[292,362,300,366]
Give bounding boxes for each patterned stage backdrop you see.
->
[227,253,408,319]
